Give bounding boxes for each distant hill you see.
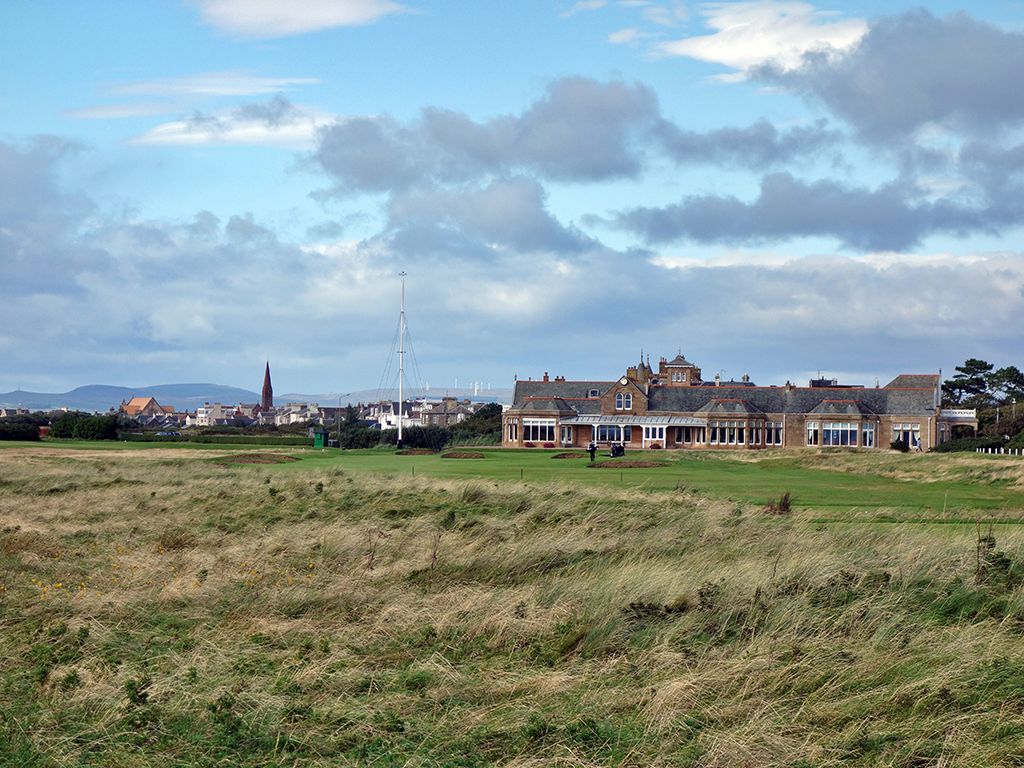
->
[0,384,260,412]
[0,384,513,412]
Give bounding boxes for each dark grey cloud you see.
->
[614,172,1006,251]
[313,77,839,195]
[314,78,660,193]
[654,118,840,169]
[755,10,1024,140]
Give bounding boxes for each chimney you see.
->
[714,373,721,386]
[742,373,750,383]
[543,372,549,382]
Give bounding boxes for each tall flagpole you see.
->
[398,272,406,445]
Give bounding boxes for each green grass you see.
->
[280,446,1024,517]
[3,446,1024,764]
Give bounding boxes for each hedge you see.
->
[0,422,40,441]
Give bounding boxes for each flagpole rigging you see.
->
[398,272,406,445]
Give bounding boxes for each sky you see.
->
[2,0,1024,396]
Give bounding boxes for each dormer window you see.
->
[615,392,632,410]
[588,389,600,397]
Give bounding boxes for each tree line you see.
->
[942,359,1024,409]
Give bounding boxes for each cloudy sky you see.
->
[3,1,1023,395]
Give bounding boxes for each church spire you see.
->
[261,361,274,411]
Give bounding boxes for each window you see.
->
[615,392,633,410]
[523,419,555,442]
[806,421,819,446]
[642,425,665,443]
[671,371,683,382]
[560,425,573,444]
[862,422,875,448]
[588,389,600,397]
[892,422,921,449]
[767,421,783,446]
[710,421,744,445]
[595,424,621,442]
[506,420,518,442]
[623,425,632,442]
[750,422,761,445]
[822,422,858,447]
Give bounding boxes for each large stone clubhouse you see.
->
[503,353,977,452]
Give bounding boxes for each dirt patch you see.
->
[551,452,587,459]
[588,460,668,469]
[214,453,299,465]
[396,449,437,456]
[442,451,486,459]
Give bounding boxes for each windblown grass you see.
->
[2,448,1024,765]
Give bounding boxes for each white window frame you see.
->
[523,418,555,442]
[806,421,819,446]
[506,420,518,442]
[862,422,875,448]
[822,421,858,447]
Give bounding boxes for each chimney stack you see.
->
[543,372,549,382]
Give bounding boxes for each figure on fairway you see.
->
[587,441,597,462]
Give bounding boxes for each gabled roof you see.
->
[665,353,695,367]
[884,374,939,389]
[517,397,578,415]
[694,398,765,416]
[808,399,877,416]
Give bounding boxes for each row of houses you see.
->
[115,395,483,430]
[502,353,979,451]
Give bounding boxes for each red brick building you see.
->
[502,353,975,451]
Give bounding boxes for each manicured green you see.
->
[278,447,1024,517]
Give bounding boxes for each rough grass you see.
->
[3,448,1024,765]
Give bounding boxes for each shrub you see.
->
[0,422,40,441]
[50,413,119,440]
[933,436,1004,453]
[890,439,910,452]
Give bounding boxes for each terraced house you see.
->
[503,354,977,452]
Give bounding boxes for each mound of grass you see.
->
[396,449,436,456]
[212,453,299,465]
[551,452,587,459]
[441,451,486,459]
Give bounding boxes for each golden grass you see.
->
[3,447,1024,766]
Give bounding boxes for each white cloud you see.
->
[63,103,178,120]
[112,71,320,97]
[192,0,406,38]
[561,0,607,18]
[609,26,643,44]
[655,1,866,77]
[641,1,687,27]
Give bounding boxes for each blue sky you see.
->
[2,1,1023,396]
